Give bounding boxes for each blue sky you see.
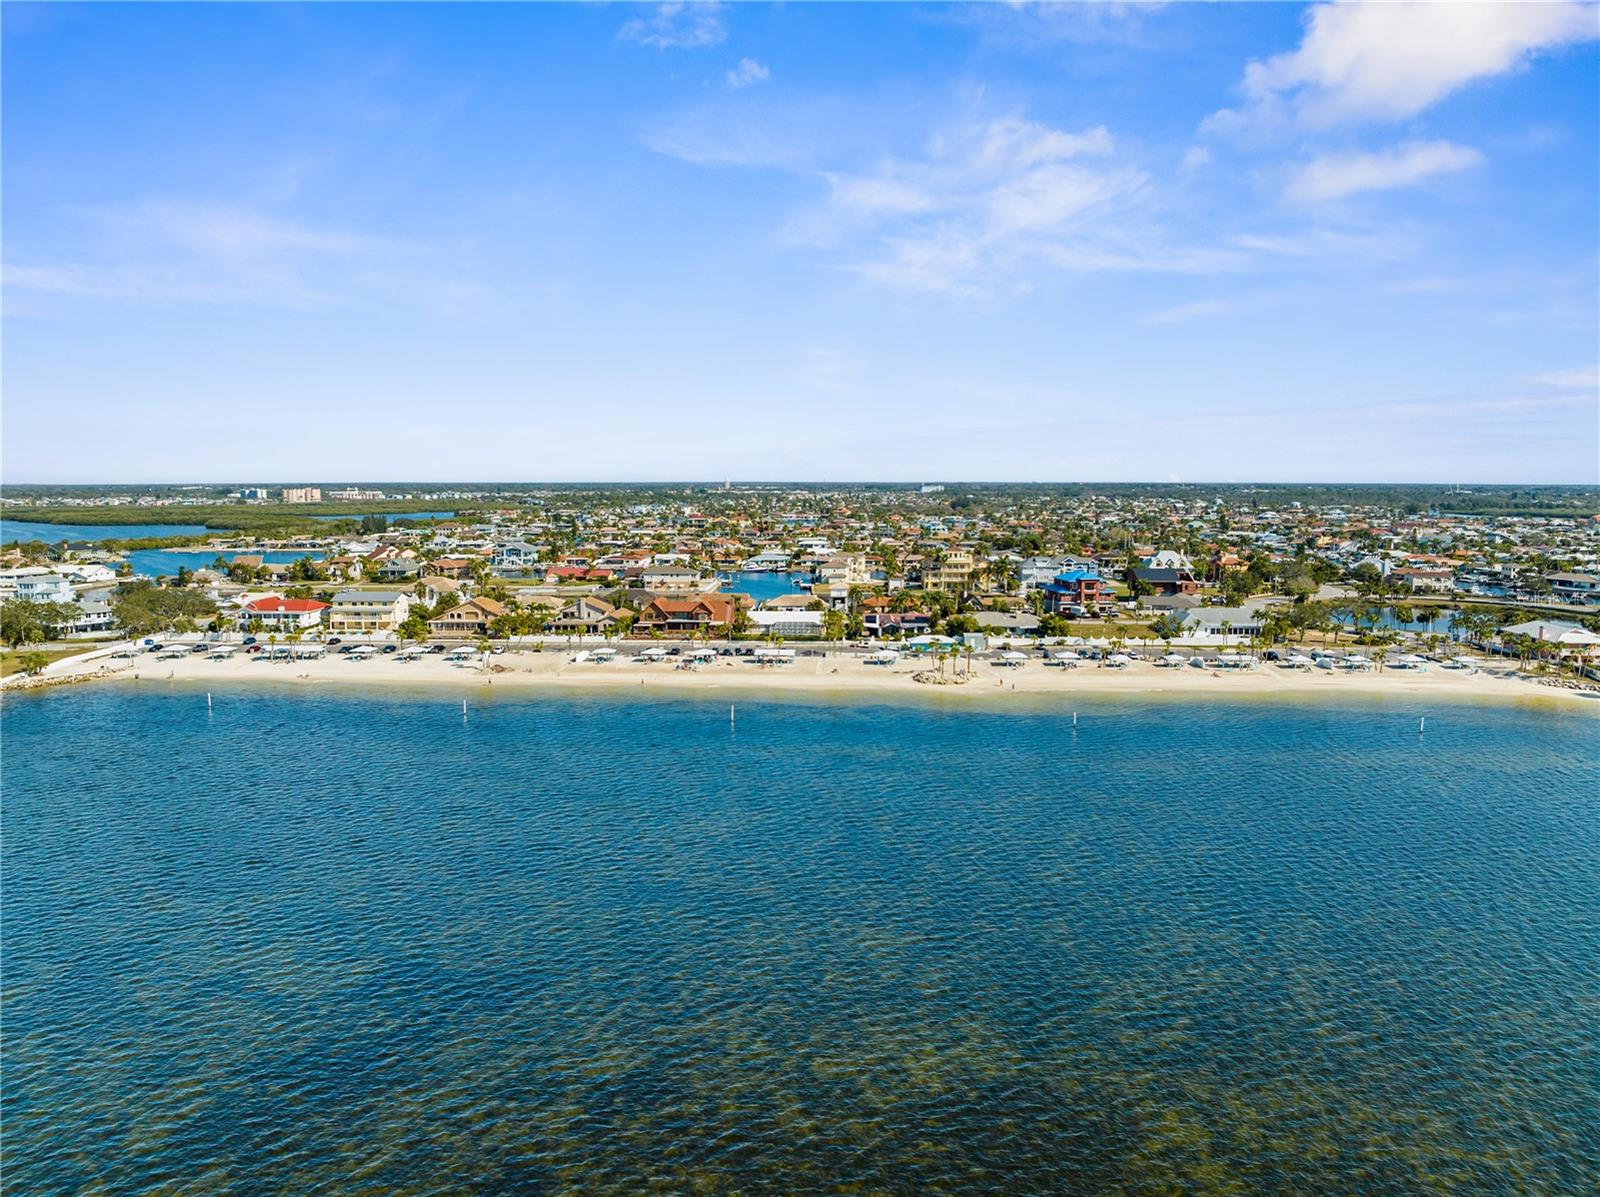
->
[4,1,1597,484]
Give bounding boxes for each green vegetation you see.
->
[0,643,100,677]
[9,501,481,536]
[1,599,78,648]
[110,582,218,637]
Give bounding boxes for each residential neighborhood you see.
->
[4,483,1599,681]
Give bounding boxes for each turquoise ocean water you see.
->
[3,688,1596,1193]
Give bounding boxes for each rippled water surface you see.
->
[4,688,1597,1194]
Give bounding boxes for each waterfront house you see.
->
[1546,572,1600,604]
[863,611,932,638]
[329,589,412,634]
[748,609,824,638]
[635,564,705,591]
[428,597,507,639]
[58,598,115,637]
[240,595,330,631]
[547,596,623,634]
[973,612,1041,636]
[633,594,739,636]
[1042,569,1105,614]
[1389,566,1455,594]
[60,563,118,586]
[1178,607,1263,640]
[0,568,78,603]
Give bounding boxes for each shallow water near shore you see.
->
[4,688,1597,1193]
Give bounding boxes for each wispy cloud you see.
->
[1285,141,1484,203]
[619,2,725,50]
[1205,0,1598,133]
[6,200,435,312]
[1142,298,1237,325]
[1533,364,1600,389]
[726,57,769,90]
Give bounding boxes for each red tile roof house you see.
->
[632,594,740,636]
[239,596,330,630]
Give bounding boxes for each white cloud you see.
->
[804,117,1149,295]
[1533,364,1600,389]
[1180,145,1212,171]
[94,201,393,258]
[1208,0,1598,131]
[619,2,726,50]
[726,57,769,89]
[1285,141,1484,202]
[1142,298,1236,325]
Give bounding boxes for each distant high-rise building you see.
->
[282,487,322,504]
[920,484,945,494]
[237,487,268,500]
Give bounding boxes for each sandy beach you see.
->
[16,643,1598,711]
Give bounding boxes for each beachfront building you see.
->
[282,487,322,503]
[863,611,932,638]
[633,594,739,636]
[428,597,507,639]
[1177,607,1263,641]
[547,596,623,634]
[747,609,824,638]
[1500,619,1600,648]
[240,595,330,631]
[58,598,115,637]
[1042,569,1105,614]
[329,589,412,634]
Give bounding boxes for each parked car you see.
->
[327,637,342,646]
[381,644,398,654]
[245,645,263,654]
[241,636,257,645]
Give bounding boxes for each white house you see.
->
[747,609,825,638]
[1178,607,1262,641]
[240,595,330,630]
[1142,550,1195,572]
[0,567,76,603]
[61,563,119,585]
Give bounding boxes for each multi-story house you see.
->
[328,590,412,633]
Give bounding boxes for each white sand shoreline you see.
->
[14,645,1599,713]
